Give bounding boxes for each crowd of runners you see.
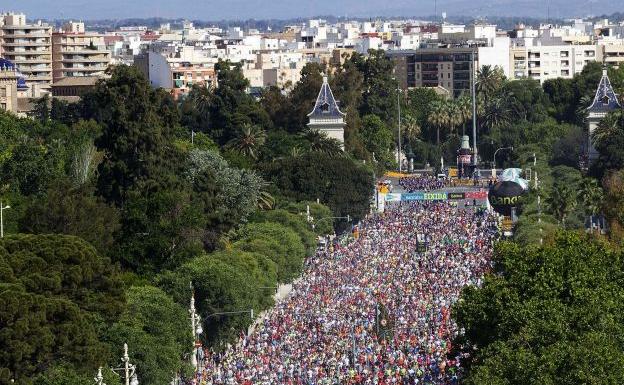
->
[398,177,446,192]
[197,201,499,385]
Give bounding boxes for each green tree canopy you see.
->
[0,235,125,384]
[454,233,624,385]
[261,152,374,225]
[104,286,192,385]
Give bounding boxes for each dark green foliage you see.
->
[590,110,624,179]
[113,189,205,274]
[82,65,184,206]
[157,255,260,346]
[19,180,120,254]
[105,286,192,385]
[454,233,624,385]
[0,235,125,384]
[233,222,306,282]
[251,208,317,256]
[262,151,374,223]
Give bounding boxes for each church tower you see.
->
[585,66,622,166]
[307,75,346,149]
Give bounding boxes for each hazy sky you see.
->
[10,0,620,21]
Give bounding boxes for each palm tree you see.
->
[575,94,593,125]
[445,100,463,138]
[301,130,343,156]
[547,183,577,226]
[481,94,512,133]
[578,178,604,233]
[592,110,623,149]
[457,95,472,136]
[227,124,267,160]
[428,100,448,145]
[257,190,275,210]
[476,65,505,99]
[401,114,421,145]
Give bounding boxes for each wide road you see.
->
[200,199,498,385]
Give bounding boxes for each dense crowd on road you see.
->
[398,176,447,192]
[197,201,498,385]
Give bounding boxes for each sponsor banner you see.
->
[385,193,402,202]
[423,192,448,200]
[385,192,449,201]
[448,192,465,200]
[466,191,488,199]
[402,193,424,201]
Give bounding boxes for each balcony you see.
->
[60,48,109,55]
[61,57,110,63]
[2,41,50,47]
[7,57,51,64]
[2,32,51,38]
[65,65,108,72]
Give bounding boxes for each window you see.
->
[602,95,610,105]
[320,102,330,112]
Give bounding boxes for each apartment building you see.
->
[134,45,216,99]
[389,48,477,97]
[0,12,52,93]
[52,21,111,82]
[510,44,599,82]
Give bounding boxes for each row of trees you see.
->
[455,62,624,384]
[0,60,377,385]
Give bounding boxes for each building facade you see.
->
[307,76,345,148]
[52,21,111,82]
[0,12,52,93]
[389,48,477,97]
[584,66,622,167]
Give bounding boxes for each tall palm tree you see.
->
[482,94,512,133]
[445,100,463,138]
[401,114,421,145]
[457,95,472,136]
[476,65,505,99]
[301,130,343,156]
[227,124,267,160]
[547,183,577,227]
[428,100,448,145]
[578,178,604,232]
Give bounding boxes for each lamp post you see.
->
[471,49,478,166]
[94,367,105,385]
[397,88,402,173]
[493,146,513,169]
[189,290,202,372]
[109,343,138,385]
[311,215,350,231]
[0,200,10,238]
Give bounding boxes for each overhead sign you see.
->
[385,192,448,201]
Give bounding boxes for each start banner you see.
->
[385,192,449,201]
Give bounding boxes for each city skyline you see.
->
[11,0,621,21]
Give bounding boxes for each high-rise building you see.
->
[0,12,52,94]
[388,48,477,97]
[52,21,111,82]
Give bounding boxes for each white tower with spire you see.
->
[585,66,622,165]
[307,75,346,149]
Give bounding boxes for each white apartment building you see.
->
[511,41,600,82]
[0,12,52,94]
[52,21,111,82]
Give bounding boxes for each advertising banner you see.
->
[448,192,465,200]
[466,191,488,199]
